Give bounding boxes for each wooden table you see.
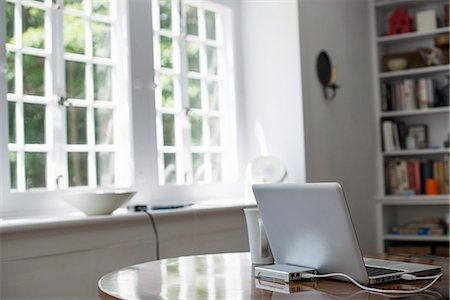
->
[98,252,449,299]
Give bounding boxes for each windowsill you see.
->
[0,198,256,234]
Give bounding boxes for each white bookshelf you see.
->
[378,65,450,79]
[383,234,449,242]
[383,148,450,156]
[370,0,450,255]
[380,106,450,117]
[377,27,450,44]
[376,195,450,205]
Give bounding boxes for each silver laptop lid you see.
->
[252,182,370,284]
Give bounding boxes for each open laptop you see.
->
[252,182,441,285]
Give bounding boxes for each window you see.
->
[152,0,237,186]
[4,0,131,194]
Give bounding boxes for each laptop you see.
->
[252,182,441,285]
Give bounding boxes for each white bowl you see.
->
[60,190,136,216]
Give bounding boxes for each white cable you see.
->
[300,272,442,294]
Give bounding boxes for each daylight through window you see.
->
[5,0,130,192]
[152,0,237,185]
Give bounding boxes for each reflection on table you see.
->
[98,252,449,300]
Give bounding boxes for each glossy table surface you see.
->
[98,252,449,299]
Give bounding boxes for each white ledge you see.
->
[0,198,256,234]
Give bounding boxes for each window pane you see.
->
[159,0,171,30]
[25,152,46,189]
[209,117,220,146]
[160,36,173,68]
[190,116,203,146]
[160,74,174,108]
[192,153,204,182]
[6,3,14,44]
[7,51,15,94]
[187,42,200,73]
[92,0,109,15]
[186,6,198,36]
[92,22,111,58]
[94,64,112,101]
[205,11,216,40]
[64,15,85,54]
[211,153,222,181]
[9,152,17,189]
[67,106,87,144]
[66,61,86,99]
[162,114,175,146]
[208,82,219,110]
[68,152,88,186]
[23,54,45,96]
[95,108,114,144]
[24,103,46,144]
[188,79,201,109]
[164,153,177,184]
[96,152,114,187]
[206,46,218,75]
[22,7,45,49]
[8,102,16,143]
[64,0,83,10]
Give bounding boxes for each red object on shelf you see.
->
[388,7,413,35]
[426,178,438,195]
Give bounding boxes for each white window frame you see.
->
[152,0,237,186]
[129,0,244,207]
[0,0,133,217]
[0,0,245,217]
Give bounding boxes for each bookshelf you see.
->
[371,0,450,256]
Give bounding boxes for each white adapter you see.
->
[255,264,317,283]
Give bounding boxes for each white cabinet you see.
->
[370,0,450,255]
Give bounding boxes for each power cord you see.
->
[300,272,442,294]
[143,210,160,260]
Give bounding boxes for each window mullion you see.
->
[52,0,68,189]
[177,4,192,185]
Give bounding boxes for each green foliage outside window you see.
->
[6,1,113,190]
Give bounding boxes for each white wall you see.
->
[240,0,306,183]
[298,0,377,252]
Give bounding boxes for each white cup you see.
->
[243,208,274,265]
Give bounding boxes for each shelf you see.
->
[374,0,448,9]
[377,27,450,44]
[383,234,449,242]
[380,107,450,117]
[379,65,450,79]
[383,148,450,156]
[376,195,450,205]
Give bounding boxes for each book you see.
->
[382,120,395,152]
[397,121,407,149]
[412,160,422,195]
[407,161,415,192]
[381,82,388,112]
[444,154,449,194]
[421,161,433,194]
[426,78,435,107]
[403,79,415,110]
[392,122,401,151]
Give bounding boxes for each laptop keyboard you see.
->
[366,266,401,277]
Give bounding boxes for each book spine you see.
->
[390,160,398,195]
[407,161,415,192]
[413,160,422,194]
[426,78,434,107]
[381,82,388,112]
[444,154,449,194]
[422,161,433,194]
[382,121,394,152]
